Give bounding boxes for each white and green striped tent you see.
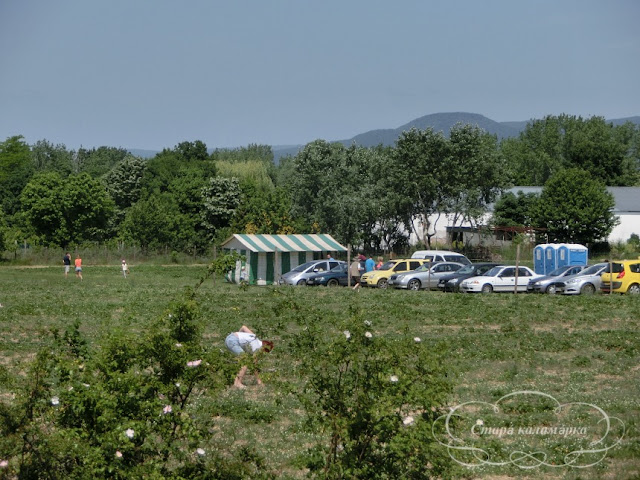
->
[221,234,347,285]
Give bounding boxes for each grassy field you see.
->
[0,264,638,479]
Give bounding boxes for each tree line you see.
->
[0,114,638,255]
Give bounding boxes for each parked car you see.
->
[410,250,471,264]
[553,262,609,295]
[390,262,464,290]
[305,263,349,287]
[437,263,502,292]
[526,265,587,294]
[279,259,345,286]
[360,258,430,289]
[460,265,540,293]
[600,259,640,294]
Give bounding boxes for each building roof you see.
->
[505,186,640,214]
[222,234,347,253]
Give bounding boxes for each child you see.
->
[121,259,129,278]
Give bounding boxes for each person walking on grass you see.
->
[225,325,274,388]
[63,252,71,278]
[74,255,83,281]
[121,259,129,278]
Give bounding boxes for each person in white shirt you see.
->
[225,325,273,388]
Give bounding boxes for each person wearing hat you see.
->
[121,259,129,278]
[225,325,274,388]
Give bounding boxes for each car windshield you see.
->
[456,265,475,275]
[579,264,606,276]
[290,262,315,273]
[414,263,433,272]
[548,266,571,276]
[378,261,396,270]
[484,266,502,276]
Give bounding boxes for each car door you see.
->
[516,267,533,290]
[495,268,516,292]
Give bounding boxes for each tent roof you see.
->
[222,234,347,253]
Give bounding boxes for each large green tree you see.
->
[31,139,73,176]
[492,190,539,227]
[534,168,618,244]
[503,115,639,186]
[20,172,114,246]
[0,136,34,216]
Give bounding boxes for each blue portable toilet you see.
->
[533,244,546,275]
[557,244,588,268]
[544,245,557,274]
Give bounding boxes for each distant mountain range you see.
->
[128,112,640,162]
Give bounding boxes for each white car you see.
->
[460,265,540,293]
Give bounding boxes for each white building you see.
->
[410,186,640,246]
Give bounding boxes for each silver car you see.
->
[556,262,609,295]
[389,262,464,290]
[279,260,345,286]
[526,265,587,294]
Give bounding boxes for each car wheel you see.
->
[327,278,339,287]
[408,279,421,291]
[481,284,493,294]
[546,284,557,295]
[580,283,595,295]
[296,279,307,286]
[628,283,640,295]
[377,278,388,289]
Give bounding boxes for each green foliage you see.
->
[0,135,34,216]
[200,177,242,240]
[30,139,74,177]
[0,267,251,479]
[295,310,454,479]
[76,146,129,178]
[19,172,115,246]
[534,168,618,244]
[503,115,640,186]
[492,190,539,227]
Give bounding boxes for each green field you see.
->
[0,264,638,479]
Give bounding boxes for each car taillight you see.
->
[617,270,625,279]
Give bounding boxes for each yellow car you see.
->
[600,259,640,294]
[360,258,430,289]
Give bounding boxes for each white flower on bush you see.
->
[364,320,372,326]
[343,330,351,339]
[187,359,202,367]
[414,337,421,343]
[115,451,123,458]
[365,331,372,338]
[0,460,8,468]
[82,383,90,388]
[51,396,60,406]
[196,448,206,456]
[175,343,183,348]
[125,428,135,439]
[390,375,399,383]
[163,405,172,414]
[403,415,415,426]
[175,382,181,388]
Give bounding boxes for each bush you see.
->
[293,307,454,479]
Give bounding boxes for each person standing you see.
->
[365,255,375,273]
[74,255,83,281]
[121,259,129,278]
[375,256,384,270]
[350,258,362,290]
[63,252,71,278]
[224,325,274,388]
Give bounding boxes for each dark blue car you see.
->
[306,263,349,287]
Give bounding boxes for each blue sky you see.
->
[1,0,639,151]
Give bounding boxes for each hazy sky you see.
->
[1,0,639,151]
